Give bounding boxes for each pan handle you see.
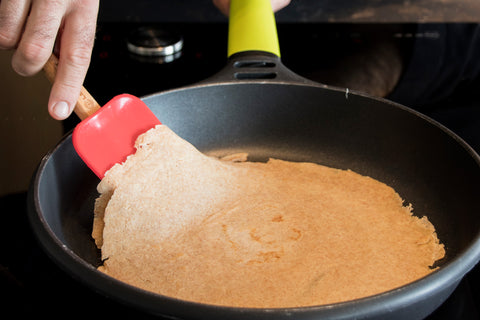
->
[228,0,280,57]
[202,0,320,85]
[211,51,317,85]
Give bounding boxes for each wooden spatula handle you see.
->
[43,55,101,120]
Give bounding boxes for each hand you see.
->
[213,0,291,16]
[0,0,99,120]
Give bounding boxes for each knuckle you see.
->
[0,10,17,48]
[62,31,96,70]
[0,30,18,49]
[64,47,93,70]
[11,24,57,75]
[0,16,20,49]
[20,41,49,63]
[56,50,93,90]
[57,78,80,92]
[13,42,50,76]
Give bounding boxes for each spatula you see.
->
[43,55,161,178]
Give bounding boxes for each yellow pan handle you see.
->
[228,0,280,57]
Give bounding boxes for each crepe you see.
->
[92,125,445,308]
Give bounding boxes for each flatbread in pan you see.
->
[92,125,445,307]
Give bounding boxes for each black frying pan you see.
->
[28,1,480,319]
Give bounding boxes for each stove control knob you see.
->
[127,27,183,63]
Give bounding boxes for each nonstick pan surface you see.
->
[29,53,480,319]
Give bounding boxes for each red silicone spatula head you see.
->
[72,94,161,178]
[44,55,161,179]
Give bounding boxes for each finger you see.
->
[212,0,229,16]
[212,0,290,16]
[0,0,31,49]
[48,0,99,120]
[11,0,66,76]
[271,0,291,12]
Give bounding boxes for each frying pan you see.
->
[28,1,480,319]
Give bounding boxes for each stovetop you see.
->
[2,22,480,318]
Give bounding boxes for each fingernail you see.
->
[52,101,70,119]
